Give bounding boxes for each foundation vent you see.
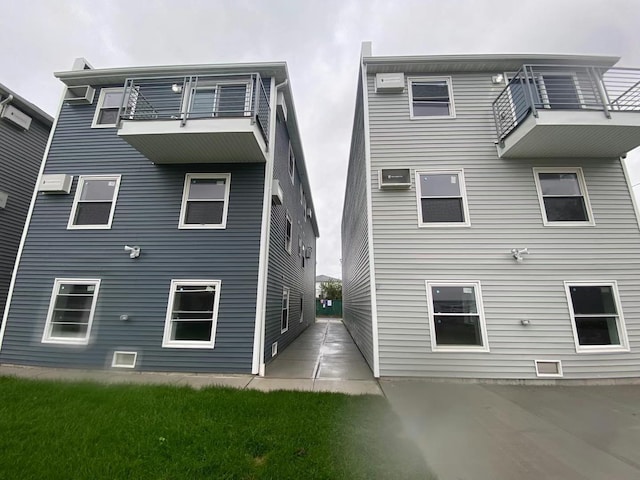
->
[112,351,138,368]
[535,360,562,377]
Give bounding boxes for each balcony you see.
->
[493,65,640,158]
[117,74,270,163]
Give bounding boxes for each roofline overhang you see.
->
[0,83,53,126]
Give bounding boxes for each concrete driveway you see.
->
[380,380,640,480]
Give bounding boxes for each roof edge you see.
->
[0,83,53,126]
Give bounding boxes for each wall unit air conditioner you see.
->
[375,73,405,93]
[272,179,283,205]
[306,208,312,219]
[379,168,411,189]
[64,85,95,104]
[38,174,73,194]
[0,191,7,209]
[305,247,312,259]
[276,91,287,122]
[1,105,32,130]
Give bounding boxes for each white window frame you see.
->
[162,279,222,349]
[534,360,563,378]
[299,295,304,323]
[178,173,231,229]
[415,169,471,227]
[533,167,595,227]
[281,287,290,333]
[425,281,490,352]
[67,175,122,230]
[288,142,295,185]
[564,281,629,353]
[188,80,252,118]
[111,351,138,369]
[91,87,124,128]
[42,278,101,345]
[285,212,292,254]
[408,76,456,119]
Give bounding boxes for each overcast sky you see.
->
[3,0,640,278]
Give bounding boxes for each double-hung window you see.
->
[162,280,221,348]
[409,77,455,118]
[426,282,489,351]
[533,167,593,225]
[92,88,124,128]
[68,175,121,229]
[285,213,292,254]
[42,279,100,345]
[288,143,295,184]
[564,282,629,352]
[281,288,290,333]
[417,170,470,226]
[179,173,230,229]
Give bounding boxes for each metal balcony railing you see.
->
[493,65,640,143]
[118,73,271,147]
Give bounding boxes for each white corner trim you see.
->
[621,157,640,233]
[361,61,381,378]
[0,83,68,351]
[252,77,277,375]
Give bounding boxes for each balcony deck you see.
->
[493,65,640,159]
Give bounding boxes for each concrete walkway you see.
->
[381,379,640,480]
[263,319,382,395]
[0,320,381,396]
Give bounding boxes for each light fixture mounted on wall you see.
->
[511,248,528,262]
[491,73,504,84]
[171,83,182,93]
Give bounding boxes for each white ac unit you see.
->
[1,105,32,130]
[0,191,7,209]
[306,208,313,219]
[379,168,411,189]
[272,179,283,205]
[305,247,312,259]
[38,174,73,194]
[64,85,96,104]
[276,91,287,122]
[375,73,405,93]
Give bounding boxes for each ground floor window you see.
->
[281,288,290,333]
[564,281,629,352]
[162,280,221,348]
[42,279,101,345]
[425,281,489,352]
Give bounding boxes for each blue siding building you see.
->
[0,84,52,321]
[0,59,318,374]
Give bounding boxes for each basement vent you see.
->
[534,360,563,377]
[112,351,137,368]
[271,342,278,357]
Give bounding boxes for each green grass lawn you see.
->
[0,376,433,479]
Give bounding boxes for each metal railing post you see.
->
[591,67,611,118]
[181,76,192,127]
[117,79,129,127]
[252,73,260,126]
[522,65,538,118]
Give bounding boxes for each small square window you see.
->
[565,282,629,352]
[409,78,455,118]
[179,173,230,229]
[162,280,221,348]
[285,213,292,254]
[42,279,101,345]
[68,176,121,229]
[281,288,290,333]
[92,88,125,128]
[426,282,489,352]
[417,171,470,226]
[534,168,593,225]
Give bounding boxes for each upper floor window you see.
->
[92,88,124,128]
[68,175,121,229]
[285,212,292,254]
[533,167,593,226]
[179,173,230,229]
[564,282,629,353]
[42,279,101,345]
[417,170,470,227]
[409,77,455,118]
[288,143,295,184]
[281,287,290,333]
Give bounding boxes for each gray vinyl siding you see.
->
[366,71,640,379]
[0,85,264,373]
[341,74,374,369]
[0,113,50,319]
[264,116,316,363]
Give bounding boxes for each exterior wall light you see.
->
[511,248,528,262]
[492,74,504,84]
[171,84,182,93]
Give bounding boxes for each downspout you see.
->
[252,77,287,376]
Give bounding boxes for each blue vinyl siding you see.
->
[0,109,50,320]
[0,85,264,373]
[264,117,316,363]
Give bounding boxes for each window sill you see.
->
[178,224,227,230]
[162,342,215,349]
[90,123,117,129]
[67,224,112,230]
[542,221,596,227]
[575,345,630,354]
[431,346,490,353]
[42,337,90,346]
[418,223,471,228]
[409,114,456,120]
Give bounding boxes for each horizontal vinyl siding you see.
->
[264,117,316,364]
[1,86,264,373]
[367,72,640,379]
[0,116,50,319]
[341,75,374,369]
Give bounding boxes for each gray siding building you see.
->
[343,43,640,379]
[0,84,52,320]
[0,59,318,375]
